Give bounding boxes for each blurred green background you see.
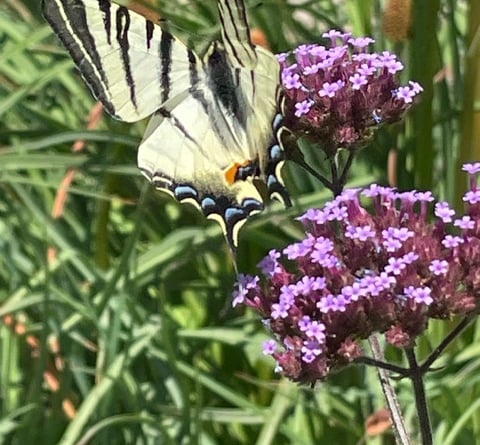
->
[1,0,480,443]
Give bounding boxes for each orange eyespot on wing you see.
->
[224,161,252,185]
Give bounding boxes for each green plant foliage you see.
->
[1,1,479,444]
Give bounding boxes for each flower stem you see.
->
[354,355,409,375]
[329,156,341,196]
[420,315,474,373]
[338,150,355,190]
[282,137,335,191]
[294,156,334,190]
[405,347,432,445]
[369,335,412,445]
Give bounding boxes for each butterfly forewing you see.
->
[43,0,201,122]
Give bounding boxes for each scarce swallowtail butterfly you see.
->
[42,0,291,250]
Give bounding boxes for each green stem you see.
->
[420,315,474,373]
[354,355,408,376]
[405,348,432,445]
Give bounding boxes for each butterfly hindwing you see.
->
[138,91,269,248]
[43,0,290,249]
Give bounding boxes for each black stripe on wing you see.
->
[98,0,111,44]
[42,0,117,116]
[160,31,174,103]
[115,6,137,110]
[156,107,201,148]
[217,0,256,68]
[146,20,154,49]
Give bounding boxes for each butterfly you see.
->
[42,0,291,250]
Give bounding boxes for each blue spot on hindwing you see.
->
[225,207,245,222]
[174,185,198,200]
[201,197,216,212]
[269,144,282,160]
[236,162,258,180]
[242,198,263,214]
[243,198,262,207]
[273,113,282,129]
[267,174,279,187]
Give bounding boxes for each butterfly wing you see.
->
[138,0,290,248]
[42,0,201,122]
[138,85,268,248]
[43,0,290,249]
[217,0,291,208]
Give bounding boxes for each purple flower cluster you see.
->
[233,163,480,385]
[277,30,422,154]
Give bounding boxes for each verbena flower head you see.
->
[277,31,423,155]
[233,164,480,385]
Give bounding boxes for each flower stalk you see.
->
[370,335,412,445]
[405,348,432,445]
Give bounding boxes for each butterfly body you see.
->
[43,0,290,248]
